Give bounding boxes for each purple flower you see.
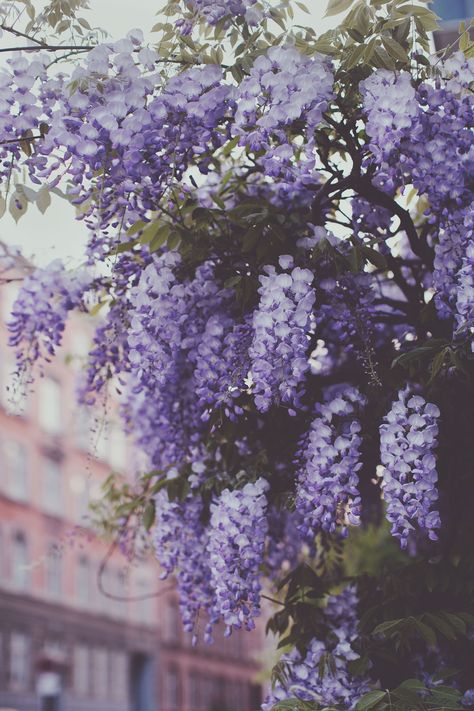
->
[295,385,366,541]
[209,478,269,633]
[379,389,441,548]
[249,255,315,412]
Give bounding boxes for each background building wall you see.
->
[0,280,263,711]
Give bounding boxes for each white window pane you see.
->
[1,354,28,416]
[76,556,90,605]
[108,425,127,470]
[45,544,62,597]
[93,648,108,699]
[74,645,90,697]
[70,472,91,523]
[10,632,30,691]
[38,377,62,434]
[12,532,28,590]
[110,652,128,702]
[3,439,28,501]
[165,667,180,711]
[43,459,62,514]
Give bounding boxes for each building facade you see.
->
[432,0,474,50]
[0,281,262,711]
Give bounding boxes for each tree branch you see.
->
[0,43,94,53]
[349,174,434,268]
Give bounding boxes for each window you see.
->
[93,648,108,699]
[45,543,62,597]
[4,439,28,501]
[76,555,90,605]
[42,458,62,514]
[1,354,28,416]
[74,645,90,697]
[38,377,62,434]
[108,424,127,470]
[189,673,202,711]
[110,652,128,702]
[9,632,30,691]
[75,406,93,451]
[11,532,28,590]
[70,472,91,523]
[164,666,181,711]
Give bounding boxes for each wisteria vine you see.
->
[2,0,474,708]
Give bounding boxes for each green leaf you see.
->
[167,231,181,250]
[9,192,28,223]
[424,612,457,641]
[382,36,410,63]
[414,619,437,648]
[440,611,467,635]
[325,0,355,17]
[355,690,387,710]
[36,187,51,214]
[143,500,156,531]
[372,618,404,637]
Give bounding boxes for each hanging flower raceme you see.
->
[127,251,187,388]
[154,484,216,643]
[8,259,92,375]
[262,584,370,710]
[362,55,474,334]
[295,385,366,542]
[379,389,441,549]
[249,255,315,413]
[233,45,333,188]
[208,478,269,634]
[194,315,252,421]
[183,0,262,27]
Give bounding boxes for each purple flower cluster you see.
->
[262,585,370,710]
[379,389,441,548]
[295,385,366,541]
[266,508,305,580]
[362,55,474,334]
[208,478,269,633]
[184,0,261,27]
[321,272,376,355]
[233,46,333,190]
[249,255,315,412]
[194,316,252,421]
[154,486,215,640]
[0,38,234,240]
[361,70,419,170]
[128,251,187,387]
[8,259,91,374]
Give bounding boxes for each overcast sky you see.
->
[0,1,335,267]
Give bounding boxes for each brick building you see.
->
[0,280,262,711]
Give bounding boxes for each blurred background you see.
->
[0,0,468,709]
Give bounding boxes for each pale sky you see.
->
[0,0,335,267]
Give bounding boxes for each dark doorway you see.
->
[130,652,156,711]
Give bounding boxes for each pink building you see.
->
[0,280,262,711]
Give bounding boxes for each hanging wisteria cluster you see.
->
[2,0,474,707]
[263,585,371,710]
[379,389,441,549]
[295,385,366,541]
